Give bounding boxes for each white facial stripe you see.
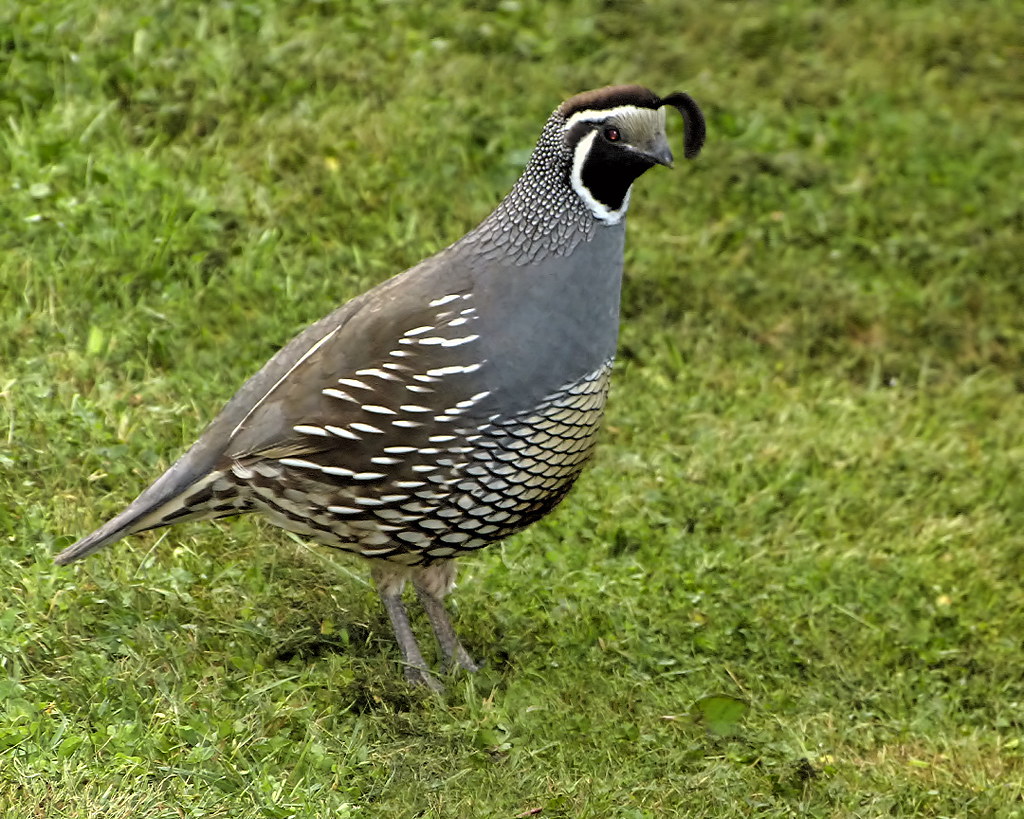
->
[569,130,630,225]
[564,104,651,130]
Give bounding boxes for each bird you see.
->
[57,84,706,691]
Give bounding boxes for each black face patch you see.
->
[579,131,657,212]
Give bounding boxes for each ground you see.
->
[1,0,1022,816]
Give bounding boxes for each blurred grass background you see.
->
[1,0,1022,816]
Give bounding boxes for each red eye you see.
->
[604,127,620,142]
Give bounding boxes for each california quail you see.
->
[57,85,706,690]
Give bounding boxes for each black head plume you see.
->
[658,92,706,160]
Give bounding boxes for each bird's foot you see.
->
[403,663,446,693]
[445,649,481,675]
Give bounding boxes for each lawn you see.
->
[1,0,1022,816]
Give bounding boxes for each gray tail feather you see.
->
[55,507,157,565]
[55,469,227,565]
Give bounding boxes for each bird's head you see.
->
[558,85,705,224]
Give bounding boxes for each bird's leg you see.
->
[415,588,480,673]
[413,562,480,673]
[371,564,443,692]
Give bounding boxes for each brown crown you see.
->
[558,85,662,118]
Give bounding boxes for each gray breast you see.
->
[469,218,626,411]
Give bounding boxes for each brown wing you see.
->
[223,261,492,477]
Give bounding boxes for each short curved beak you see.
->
[644,133,674,168]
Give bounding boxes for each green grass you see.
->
[2,0,1023,815]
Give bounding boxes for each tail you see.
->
[55,292,347,566]
[55,462,247,565]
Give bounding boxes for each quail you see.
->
[57,85,706,690]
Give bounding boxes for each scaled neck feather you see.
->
[459,107,615,267]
